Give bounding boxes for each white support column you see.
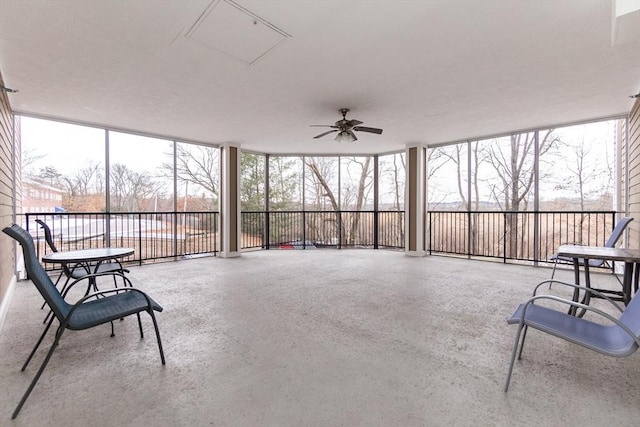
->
[405,144,428,257]
[219,144,241,258]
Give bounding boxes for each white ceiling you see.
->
[1,0,639,155]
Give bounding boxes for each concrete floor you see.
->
[1,250,639,426]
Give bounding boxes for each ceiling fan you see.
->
[311,108,383,142]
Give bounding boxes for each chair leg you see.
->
[137,313,144,338]
[42,308,53,325]
[549,259,558,289]
[504,322,526,392]
[517,326,528,360]
[112,273,119,289]
[148,311,166,365]
[12,327,64,419]
[118,278,126,322]
[22,318,56,372]
[606,261,624,287]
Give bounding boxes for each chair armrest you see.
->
[533,280,625,312]
[61,271,133,299]
[515,295,640,347]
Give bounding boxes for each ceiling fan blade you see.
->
[310,125,337,128]
[353,126,383,135]
[348,130,358,141]
[346,119,363,127]
[313,129,338,139]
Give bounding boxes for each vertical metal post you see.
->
[302,156,307,249]
[104,129,111,247]
[625,117,630,217]
[10,114,19,276]
[337,156,341,249]
[503,212,507,263]
[11,114,17,226]
[624,117,630,250]
[373,154,379,249]
[423,148,427,253]
[467,140,472,259]
[533,131,540,265]
[173,141,178,259]
[302,156,306,211]
[138,213,143,266]
[428,211,431,255]
[265,154,270,250]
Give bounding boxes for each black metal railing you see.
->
[23,212,219,270]
[240,210,405,250]
[428,210,617,263]
[23,210,618,269]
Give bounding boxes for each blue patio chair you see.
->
[504,279,640,392]
[35,218,128,286]
[2,224,165,419]
[35,219,130,324]
[549,216,633,283]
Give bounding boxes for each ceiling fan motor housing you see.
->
[311,108,383,140]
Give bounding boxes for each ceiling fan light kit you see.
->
[335,131,357,143]
[311,108,383,143]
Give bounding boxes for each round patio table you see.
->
[42,247,134,293]
[42,247,134,267]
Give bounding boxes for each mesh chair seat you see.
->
[67,291,163,330]
[507,302,638,357]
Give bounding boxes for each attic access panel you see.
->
[186,0,290,65]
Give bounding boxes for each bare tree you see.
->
[391,153,405,211]
[57,162,104,211]
[340,156,373,245]
[161,144,219,210]
[425,148,449,205]
[305,156,379,245]
[567,138,591,211]
[73,162,101,195]
[21,147,45,177]
[305,157,339,211]
[304,157,339,244]
[435,143,482,210]
[557,136,613,210]
[434,143,483,253]
[377,153,406,247]
[110,163,160,211]
[482,130,560,257]
[341,156,373,209]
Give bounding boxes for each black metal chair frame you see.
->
[35,218,129,289]
[3,224,165,419]
[35,219,130,323]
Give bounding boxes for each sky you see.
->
[21,117,172,176]
[20,115,620,207]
